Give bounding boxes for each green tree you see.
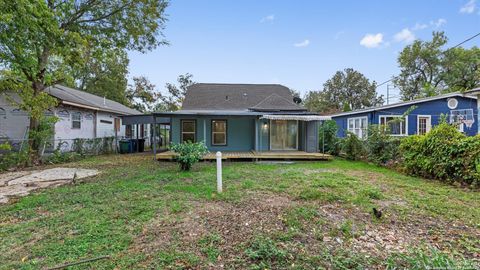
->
[126,76,159,113]
[0,0,168,152]
[394,31,480,100]
[73,47,130,105]
[161,73,195,111]
[442,46,480,91]
[304,68,383,114]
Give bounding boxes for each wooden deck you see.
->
[156,150,332,161]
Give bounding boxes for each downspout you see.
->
[477,96,480,135]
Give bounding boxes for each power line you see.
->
[376,31,480,89]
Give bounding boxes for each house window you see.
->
[417,115,431,135]
[126,125,132,138]
[380,115,407,136]
[181,120,196,143]
[114,118,121,132]
[347,116,368,139]
[212,120,227,145]
[72,112,81,129]
[450,109,474,133]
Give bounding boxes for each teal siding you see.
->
[257,118,270,151]
[172,116,320,152]
[172,116,255,151]
[298,121,305,151]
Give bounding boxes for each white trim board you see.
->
[330,92,476,118]
[416,115,432,135]
[379,115,409,136]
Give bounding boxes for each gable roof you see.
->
[46,85,140,115]
[181,83,305,111]
[330,92,476,117]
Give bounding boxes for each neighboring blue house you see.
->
[330,92,478,138]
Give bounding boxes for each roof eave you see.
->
[329,92,475,118]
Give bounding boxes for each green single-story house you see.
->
[122,83,330,156]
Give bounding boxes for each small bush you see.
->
[341,132,365,161]
[170,141,208,171]
[45,150,83,164]
[0,148,30,172]
[366,125,402,166]
[386,247,477,270]
[400,123,480,186]
[245,236,286,269]
[319,120,341,155]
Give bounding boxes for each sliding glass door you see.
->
[270,120,298,150]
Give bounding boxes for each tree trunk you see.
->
[28,81,45,155]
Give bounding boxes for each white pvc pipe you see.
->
[216,151,223,193]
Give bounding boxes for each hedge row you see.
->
[400,123,480,187]
[329,120,479,187]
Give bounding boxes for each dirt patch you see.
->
[130,193,479,268]
[316,203,480,261]
[130,193,294,265]
[0,168,99,204]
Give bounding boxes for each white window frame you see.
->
[211,119,227,146]
[269,120,299,150]
[347,116,368,139]
[71,112,81,129]
[449,109,473,133]
[416,115,432,135]
[379,115,408,136]
[181,119,196,143]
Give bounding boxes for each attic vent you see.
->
[447,98,458,109]
[225,95,229,100]
[243,93,248,99]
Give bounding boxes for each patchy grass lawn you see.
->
[0,154,479,269]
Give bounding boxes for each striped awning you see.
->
[260,114,331,121]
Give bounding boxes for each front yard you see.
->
[0,154,479,269]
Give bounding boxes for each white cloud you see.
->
[431,18,447,28]
[412,23,428,31]
[460,0,476,13]
[334,31,345,40]
[294,39,310,47]
[359,33,384,48]
[394,28,415,43]
[260,14,275,23]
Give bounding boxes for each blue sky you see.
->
[128,0,480,103]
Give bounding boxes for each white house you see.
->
[0,85,148,152]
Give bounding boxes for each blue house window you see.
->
[380,115,407,136]
[181,120,196,143]
[347,116,368,139]
[212,120,227,146]
[417,115,431,135]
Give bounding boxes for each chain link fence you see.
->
[0,137,118,156]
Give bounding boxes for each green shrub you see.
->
[319,120,341,155]
[73,137,115,155]
[45,150,82,164]
[386,247,477,270]
[170,141,208,171]
[0,148,30,171]
[341,132,365,161]
[366,125,402,166]
[245,236,286,269]
[28,116,58,154]
[400,123,480,186]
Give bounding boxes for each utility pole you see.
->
[386,84,391,105]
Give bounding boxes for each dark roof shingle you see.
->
[181,83,305,111]
[46,85,140,115]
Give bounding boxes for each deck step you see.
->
[156,151,332,161]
